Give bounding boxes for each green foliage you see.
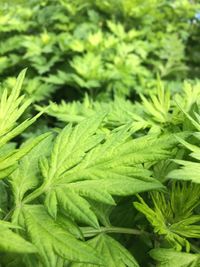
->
[168,110,200,184]
[0,221,36,254]
[0,2,200,264]
[150,248,200,267]
[22,205,103,267]
[134,183,200,251]
[0,70,199,266]
[39,79,200,136]
[0,0,199,101]
[70,234,139,267]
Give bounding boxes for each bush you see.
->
[0,0,199,101]
[0,69,199,267]
[0,1,200,266]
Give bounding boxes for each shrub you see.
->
[0,0,199,101]
[0,70,199,267]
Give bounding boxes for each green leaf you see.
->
[24,116,174,232]
[46,115,105,182]
[24,119,168,229]
[45,186,99,228]
[150,248,200,267]
[69,176,164,199]
[0,69,30,138]
[10,132,53,203]
[134,183,200,251]
[0,226,37,254]
[22,205,104,267]
[0,69,48,149]
[70,234,139,267]
[168,160,200,184]
[0,132,52,181]
[0,109,46,148]
[57,213,84,240]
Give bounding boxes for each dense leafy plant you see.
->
[0,0,199,101]
[0,1,200,266]
[39,79,200,135]
[0,70,199,267]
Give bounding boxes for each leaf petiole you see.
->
[80,226,149,237]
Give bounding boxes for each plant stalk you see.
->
[80,226,148,237]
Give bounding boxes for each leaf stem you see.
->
[80,226,148,237]
[23,184,46,204]
[3,208,15,221]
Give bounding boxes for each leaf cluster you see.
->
[0,0,199,102]
[0,69,199,267]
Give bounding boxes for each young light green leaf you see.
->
[0,227,37,254]
[46,115,105,182]
[134,183,200,251]
[0,69,48,150]
[0,132,52,181]
[24,120,169,228]
[0,110,47,148]
[0,69,30,138]
[45,186,99,228]
[10,132,53,203]
[168,160,200,184]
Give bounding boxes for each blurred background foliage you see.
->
[0,0,199,103]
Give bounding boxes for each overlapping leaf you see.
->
[150,248,200,267]
[10,133,53,205]
[134,183,200,251]
[22,205,104,267]
[22,116,175,229]
[0,220,36,254]
[168,111,200,184]
[69,234,139,267]
[0,69,46,179]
